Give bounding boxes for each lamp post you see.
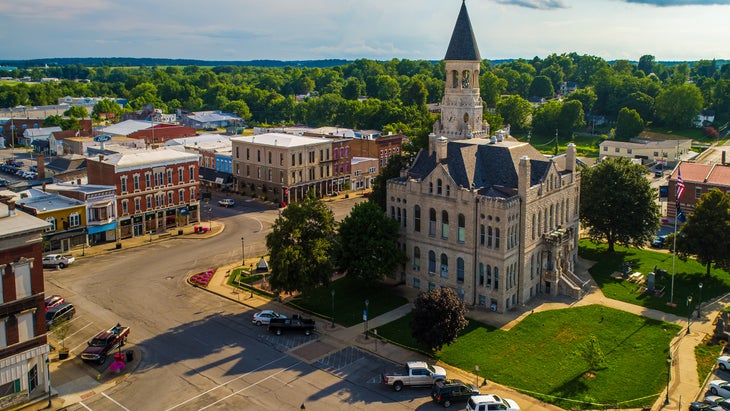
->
[474,365,480,387]
[686,295,693,334]
[330,289,336,328]
[698,282,703,318]
[665,353,672,405]
[241,237,245,266]
[364,299,370,339]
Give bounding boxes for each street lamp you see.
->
[686,295,693,333]
[665,353,672,405]
[330,289,336,328]
[698,282,703,318]
[241,237,245,266]
[364,299,370,339]
[474,365,480,387]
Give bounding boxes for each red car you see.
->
[45,295,65,311]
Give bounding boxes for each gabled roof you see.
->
[99,120,152,136]
[231,133,330,148]
[46,155,87,173]
[444,0,481,61]
[24,127,62,137]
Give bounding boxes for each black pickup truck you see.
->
[268,315,316,336]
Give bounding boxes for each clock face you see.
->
[463,112,469,122]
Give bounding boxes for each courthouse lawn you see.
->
[579,240,730,315]
[378,305,679,410]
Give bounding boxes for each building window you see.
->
[428,282,436,291]
[122,200,128,215]
[146,196,152,209]
[190,187,196,201]
[487,226,493,248]
[441,211,449,239]
[479,263,484,286]
[495,228,500,249]
[135,198,141,212]
[532,214,536,240]
[457,258,464,283]
[479,224,485,245]
[478,295,486,306]
[437,179,442,195]
[120,176,128,193]
[145,173,151,189]
[494,267,499,290]
[429,182,433,194]
[429,208,436,236]
[428,250,436,274]
[133,174,140,191]
[414,205,421,232]
[457,214,465,243]
[446,185,450,196]
[486,265,492,287]
[179,190,185,203]
[413,247,420,270]
[166,169,172,185]
[189,166,195,183]
[440,254,449,278]
[13,262,32,299]
[17,311,34,342]
[168,192,174,205]
[412,278,421,289]
[695,187,702,199]
[615,147,620,153]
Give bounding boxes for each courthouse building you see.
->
[387,1,583,313]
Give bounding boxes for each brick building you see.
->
[0,199,52,409]
[669,161,730,221]
[86,149,201,239]
[386,1,582,313]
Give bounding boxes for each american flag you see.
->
[676,168,685,202]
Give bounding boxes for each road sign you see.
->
[94,134,112,143]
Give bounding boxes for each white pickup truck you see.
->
[381,360,447,391]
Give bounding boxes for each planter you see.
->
[58,349,69,360]
[115,243,122,249]
[178,229,183,235]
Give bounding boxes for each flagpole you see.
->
[670,210,677,305]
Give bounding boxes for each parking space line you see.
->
[165,354,289,411]
[198,361,302,410]
[77,402,93,410]
[102,392,130,411]
[65,322,95,339]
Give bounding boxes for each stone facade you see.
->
[386,1,582,313]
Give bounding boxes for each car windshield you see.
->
[89,338,108,347]
[427,364,435,373]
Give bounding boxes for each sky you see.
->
[1,0,729,63]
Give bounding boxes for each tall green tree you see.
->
[64,105,89,119]
[654,83,703,128]
[92,98,122,120]
[265,196,337,295]
[676,189,730,277]
[580,157,660,252]
[411,288,468,352]
[528,75,555,98]
[615,107,644,140]
[335,201,406,284]
[496,95,532,131]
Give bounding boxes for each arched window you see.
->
[487,226,493,248]
[480,224,485,246]
[452,70,459,88]
[437,179,442,195]
[461,70,470,88]
[457,258,465,283]
[441,211,449,239]
[532,214,536,240]
[479,263,484,286]
[414,205,421,232]
[429,208,437,236]
[457,214,466,243]
[486,265,492,287]
[440,254,449,278]
[495,228,500,249]
[413,247,421,270]
[390,206,395,219]
[494,267,499,290]
[429,182,433,194]
[446,185,450,196]
[550,204,554,230]
[428,250,436,274]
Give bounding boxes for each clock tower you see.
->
[431,0,489,153]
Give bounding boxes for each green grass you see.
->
[290,276,408,327]
[513,132,604,157]
[578,239,730,315]
[695,341,724,384]
[377,305,679,410]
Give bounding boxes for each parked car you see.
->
[381,360,447,392]
[80,324,130,364]
[466,394,520,411]
[718,356,730,371]
[218,198,235,207]
[252,310,287,326]
[45,295,65,310]
[651,235,667,248]
[710,380,730,397]
[431,379,480,408]
[690,401,723,411]
[45,302,76,329]
[42,254,75,269]
[701,395,727,409]
[268,314,316,336]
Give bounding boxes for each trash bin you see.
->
[194,226,199,233]
[125,350,134,362]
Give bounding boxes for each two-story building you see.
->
[668,160,730,221]
[351,157,378,191]
[86,149,201,239]
[43,183,118,246]
[0,199,51,410]
[230,133,335,206]
[15,189,87,253]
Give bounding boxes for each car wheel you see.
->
[59,263,66,269]
[276,329,282,336]
[305,329,311,336]
[720,363,727,371]
[443,399,451,408]
[256,321,262,326]
[711,387,719,395]
[98,354,106,365]
[393,381,403,392]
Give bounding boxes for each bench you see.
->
[157,232,172,239]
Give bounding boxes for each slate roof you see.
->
[46,154,87,174]
[407,138,551,192]
[444,0,481,61]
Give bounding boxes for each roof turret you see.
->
[444,0,481,61]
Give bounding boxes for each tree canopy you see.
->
[265,196,337,295]
[579,157,661,252]
[410,288,468,352]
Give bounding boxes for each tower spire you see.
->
[445,0,481,61]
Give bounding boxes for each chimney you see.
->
[36,153,45,180]
[8,201,15,217]
[566,143,577,172]
[518,155,530,198]
[77,178,81,185]
[436,136,448,162]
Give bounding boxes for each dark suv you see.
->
[431,379,480,408]
[46,302,76,329]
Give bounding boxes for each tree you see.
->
[615,107,644,140]
[265,196,337,295]
[528,75,554,98]
[654,83,703,128]
[575,335,606,372]
[580,157,660,252]
[565,88,597,114]
[637,54,656,75]
[92,98,122,120]
[676,189,730,277]
[410,288,468,352]
[336,201,406,284]
[64,105,88,119]
[496,95,532,131]
[370,154,411,211]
